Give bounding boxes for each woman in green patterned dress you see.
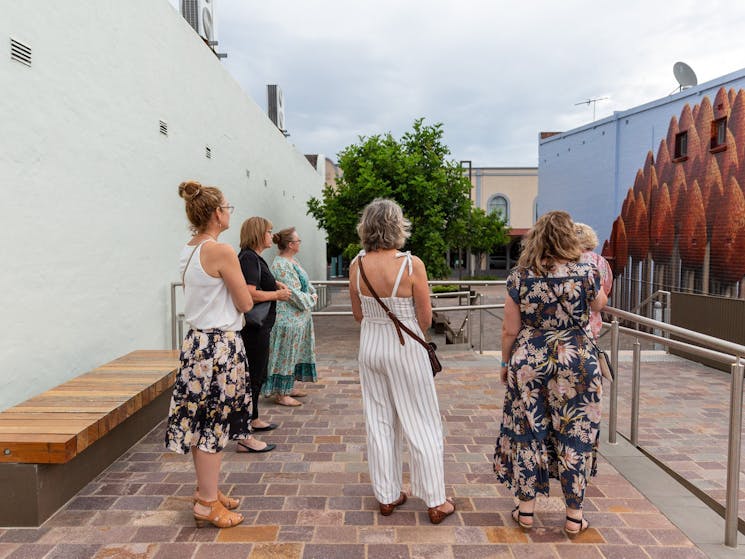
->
[264,227,318,406]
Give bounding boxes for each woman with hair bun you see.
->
[264,227,318,406]
[165,180,254,529]
[235,217,291,452]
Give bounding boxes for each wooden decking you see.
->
[0,350,179,464]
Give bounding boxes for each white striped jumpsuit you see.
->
[355,251,446,507]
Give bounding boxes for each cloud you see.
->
[214,0,745,166]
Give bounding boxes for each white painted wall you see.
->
[0,1,326,411]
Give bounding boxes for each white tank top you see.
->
[180,241,243,332]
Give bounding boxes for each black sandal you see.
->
[564,515,589,537]
[511,505,534,530]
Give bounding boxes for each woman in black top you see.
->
[236,216,291,452]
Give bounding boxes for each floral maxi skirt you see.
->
[165,329,252,454]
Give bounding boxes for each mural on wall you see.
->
[602,86,745,308]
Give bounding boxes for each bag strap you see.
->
[181,242,203,289]
[358,256,432,353]
[547,277,604,356]
[254,256,263,292]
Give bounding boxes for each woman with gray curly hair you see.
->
[349,198,455,525]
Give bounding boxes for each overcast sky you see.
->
[206,1,745,167]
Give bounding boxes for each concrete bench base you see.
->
[0,390,171,527]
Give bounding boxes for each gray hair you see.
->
[357,198,411,252]
[574,222,599,251]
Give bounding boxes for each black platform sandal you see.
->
[511,505,534,530]
[564,515,590,537]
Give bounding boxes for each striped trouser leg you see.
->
[359,323,446,508]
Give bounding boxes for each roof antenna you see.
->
[670,61,697,95]
[574,97,608,121]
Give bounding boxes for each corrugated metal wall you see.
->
[670,292,745,371]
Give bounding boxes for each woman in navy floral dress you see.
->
[493,211,607,536]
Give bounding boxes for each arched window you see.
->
[487,194,509,223]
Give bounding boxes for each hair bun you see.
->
[178,180,203,201]
[272,233,280,244]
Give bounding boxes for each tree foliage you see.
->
[307,119,508,278]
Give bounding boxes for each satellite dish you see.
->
[673,62,697,90]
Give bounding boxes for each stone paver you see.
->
[0,297,740,558]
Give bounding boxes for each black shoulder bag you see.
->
[244,257,272,328]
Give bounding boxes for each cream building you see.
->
[466,165,538,270]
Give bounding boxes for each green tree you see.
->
[468,207,510,273]
[307,119,473,278]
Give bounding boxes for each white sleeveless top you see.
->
[180,240,243,332]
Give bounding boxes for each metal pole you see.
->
[467,292,473,348]
[653,301,663,350]
[608,319,619,444]
[170,283,178,350]
[724,358,744,548]
[630,339,641,446]
[478,293,484,354]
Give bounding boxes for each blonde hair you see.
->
[357,198,411,251]
[517,210,581,274]
[239,216,273,250]
[273,227,296,251]
[574,222,599,251]
[178,180,223,233]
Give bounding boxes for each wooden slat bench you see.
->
[0,350,179,526]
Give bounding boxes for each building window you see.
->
[673,131,688,161]
[487,195,509,223]
[710,117,727,152]
[533,198,539,224]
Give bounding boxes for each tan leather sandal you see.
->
[193,497,244,528]
[193,489,239,510]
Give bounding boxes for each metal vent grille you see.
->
[181,0,199,32]
[10,38,31,67]
[205,146,211,159]
[159,120,168,136]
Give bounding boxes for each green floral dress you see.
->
[263,256,317,395]
[493,262,602,508]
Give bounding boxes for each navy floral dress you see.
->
[493,262,602,509]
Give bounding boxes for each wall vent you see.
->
[159,120,168,136]
[10,38,31,67]
[205,146,211,159]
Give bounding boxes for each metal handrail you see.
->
[602,307,744,547]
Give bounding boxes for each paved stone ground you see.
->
[0,311,716,559]
[609,358,745,520]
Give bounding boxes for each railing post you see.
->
[467,292,473,348]
[170,282,178,350]
[630,339,641,446]
[653,301,663,350]
[608,319,619,444]
[478,293,484,354]
[724,358,744,548]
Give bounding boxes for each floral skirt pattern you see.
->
[165,329,252,454]
[493,329,602,509]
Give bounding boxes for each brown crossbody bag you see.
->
[357,257,442,376]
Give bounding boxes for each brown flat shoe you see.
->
[275,395,302,407]
[289,390,307,398]
[379,491,407,516]
[427,497,456,524]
